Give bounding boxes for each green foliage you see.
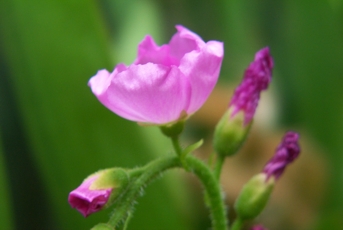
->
[0,0,192,229]
[0,136,13,229]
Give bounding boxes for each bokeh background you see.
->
[1,0,343,229]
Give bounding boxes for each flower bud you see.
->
[214,48,273,157]
[263,131,300,180]
[213,108,251,157]
[234,132,300,221]
[68,168,129,217]
[234,173,274,220]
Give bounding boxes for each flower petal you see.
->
[179,40,224,114]
[168,25,205,61]
[134,35,179,66]
[91,63,191,124]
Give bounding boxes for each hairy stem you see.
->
[231,217,244,230]
[104,148,228,230]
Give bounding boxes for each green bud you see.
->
[213,109,251,157]
[234,173,274,220]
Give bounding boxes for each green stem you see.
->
[185,155,228,230]
[171,136,190,171]
[107,156,181,227]
[122,212,133,230]
[105,145,228,230]
[171,136,182,156]
[127,167,145,178]
[214,155,225,181]
[231,217,244,230]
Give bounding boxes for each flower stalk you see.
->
[101,147,228,230]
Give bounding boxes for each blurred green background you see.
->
[1,0,343,229]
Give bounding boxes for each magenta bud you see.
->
[229,47,273,125]
[68,175,112,217]
[213,48,273,157]
[68,168,129,217]
[263,131,300,180]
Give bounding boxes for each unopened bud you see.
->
[214,47,273,157]
[214,109,251,157]
[68,168,129,217]
[234,173,274,220]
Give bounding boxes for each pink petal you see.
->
[179,40,224,114]
[168,25,205,61]
[134,36,179,66]
[91,63,191,124]
[68,176,112,217]
[89,64,127,95]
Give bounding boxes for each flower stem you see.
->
[171,136,190,170]
[231,217,244,230]
[185,155,228,230]
[171,136,182,156]
[214,155,225,180]
[106,156,181,228]
[170,137,227,229]
[105,147,228,230]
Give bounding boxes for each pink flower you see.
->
[229,47,273,125]
[68,175,112,217]
[263,131,300,180]
[89,25,224,125]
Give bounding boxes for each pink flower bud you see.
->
[68,175,112,217]
[263,131,300,180]
[229,47,273,125]
[68,168,129,217]
[89,25,224,125]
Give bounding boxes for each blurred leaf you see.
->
[258,0,343,228]
[105,0,169,65]
[0,0,192,229]
[0,135,13,230]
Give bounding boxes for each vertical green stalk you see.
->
[214,155,225,180]
[231,217,244,230]
[170,137,228,230]
[185,155,228,230]
[171,136,182,156]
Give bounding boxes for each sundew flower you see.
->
[89,25,224,125]
[229,47,273,125]
[263,131,300,180]
[68,175,112,217]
